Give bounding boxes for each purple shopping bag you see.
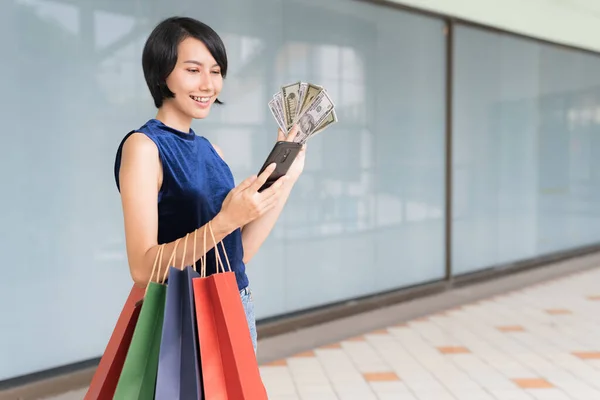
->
[155,235,203,400]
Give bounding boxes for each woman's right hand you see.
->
[216,163,287,231]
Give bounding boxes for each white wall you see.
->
[391,0,600,53]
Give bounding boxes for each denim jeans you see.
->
[240,287,257,353]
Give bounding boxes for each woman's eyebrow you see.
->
[184,60,219,68]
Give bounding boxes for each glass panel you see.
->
[452,25,600,275]
[1,0,446,379]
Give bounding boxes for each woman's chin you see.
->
[191,107,212,120]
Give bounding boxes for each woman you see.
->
[114,16,304,352]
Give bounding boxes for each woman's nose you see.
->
[199,70,213,92]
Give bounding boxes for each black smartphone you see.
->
[257,141,303,192]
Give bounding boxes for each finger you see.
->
[257,175,287,200]
[236,174,258,192]
[293,147,305,162]
[258,187,284,212]
[250,163,277,192]
[277,128,286,142]
[286,124,300,142]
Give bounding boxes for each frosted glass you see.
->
[1,0,446,379]
[452,25,600,275]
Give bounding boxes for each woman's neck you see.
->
[155,104,193,134]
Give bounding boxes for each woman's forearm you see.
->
[240,179,296,264]
[131,212,237,286]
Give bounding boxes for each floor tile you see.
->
[438,346,471,354]
[363,372,400,381]
[497,326,526,332]
[572,351,600,360]
[512,378,554,389]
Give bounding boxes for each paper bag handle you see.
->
[152,238,181,287]
[198,220,232,277]
[207,220,232,274]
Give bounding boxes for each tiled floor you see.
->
[44,266,600,400]
[259,267,600,400]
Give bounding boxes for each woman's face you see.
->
[164,37,223,120]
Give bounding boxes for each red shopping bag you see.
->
[193,222,267,400]
[84,285,144,400]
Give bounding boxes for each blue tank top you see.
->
[114,118,249,290]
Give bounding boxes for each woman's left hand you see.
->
[278,125,306,183]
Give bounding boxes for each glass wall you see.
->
[452,25,600,275]
[4,0,600,384]
[0,0,447,380]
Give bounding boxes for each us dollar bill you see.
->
[281,82,301,131]
[296,82,308,120]
[274,92,286,130]
[268,81,337,142]
[274,94,284,120]
[298,83,323,117]
[294,90,335,143]
[304,109,337,142]
[268,98,286,133]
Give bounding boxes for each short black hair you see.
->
[142,17,228,108]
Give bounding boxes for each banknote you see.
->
[281,81,301,131]
[268,98,286,133]
[298,83,323,117]
[305,109,337,141]
[273,92,286,131]
[269,81,337,143]
[296,82,308,120]
[294,90,335,143]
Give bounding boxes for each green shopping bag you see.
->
[113,241,179,400]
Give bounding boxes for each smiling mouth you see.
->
[190,95,211,104]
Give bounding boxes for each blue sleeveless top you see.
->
[114,118,249,290]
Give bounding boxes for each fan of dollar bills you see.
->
[268,82,338,144]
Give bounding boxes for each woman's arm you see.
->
[240,177,297,263]
[119,133,285,286]
[237,126,306,264]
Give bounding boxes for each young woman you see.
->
[114,16,304,352]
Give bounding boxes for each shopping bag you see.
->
[113,243,175,400]
[193,222,267,400]
[84,285,144,400]
[156,232,203,400]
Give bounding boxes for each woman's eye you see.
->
[187,69,199,73]
[211,70,221,75]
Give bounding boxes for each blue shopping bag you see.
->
[155,234,203,400]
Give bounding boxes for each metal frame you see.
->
[444,19,455,282]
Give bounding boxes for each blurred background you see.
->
[2,0,600,398]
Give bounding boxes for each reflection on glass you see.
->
[2,0,447,380]
[453,26,600,275]
[17,0,79,34]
